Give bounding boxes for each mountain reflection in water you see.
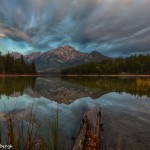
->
[0,77,150,149]
[1,77,150,101]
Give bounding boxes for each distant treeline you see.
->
[61,54,150,75]
[0,53,36,74]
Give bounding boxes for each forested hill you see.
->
[61,54,150,75]
[0,53,36,75]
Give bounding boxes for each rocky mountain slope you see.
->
[10,46,108,73]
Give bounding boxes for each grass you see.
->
[47,109,59,150]
[0,103,63,150]
[136,78,150,89]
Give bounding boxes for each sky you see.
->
[0,0,150,57]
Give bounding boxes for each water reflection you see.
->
[0,77,36,97]
[26,77,106,103]
[1,77,150,101]
[62,77,150,98]
[24,77,150,103]
[0,93,150,149]
[98,93,150,150]
[0,77,150,149]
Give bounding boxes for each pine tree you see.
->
[0,53,37,75]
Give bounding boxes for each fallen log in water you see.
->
[72,107,103,150]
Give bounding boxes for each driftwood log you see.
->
[72,107,103,150]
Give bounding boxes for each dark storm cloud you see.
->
[0,0,150,56]
[0,24,32,43]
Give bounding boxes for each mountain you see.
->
[10,52,22,59]
[10,46,108,73]
[25,52,42,62]
[34,46,87,71]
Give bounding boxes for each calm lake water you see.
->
[0,77,150,150]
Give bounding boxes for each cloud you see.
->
[0,24,32,43]
[0,33,5,38]
[0,0,150,56]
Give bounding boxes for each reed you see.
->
[0,103,62,150]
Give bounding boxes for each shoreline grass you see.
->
[0,104,62,150]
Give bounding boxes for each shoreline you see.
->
[0,74,38,77]
[1,74,150,77]
[61,74,150,77]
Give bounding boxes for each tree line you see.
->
[61,54,150,75]
[0,52,36,74]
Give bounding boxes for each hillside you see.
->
[61,54,150,75]
[11,46,108,74]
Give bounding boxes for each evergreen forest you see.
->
[61,54,150,75]
[0,52,36,74]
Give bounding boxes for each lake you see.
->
[0,76,150,150]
